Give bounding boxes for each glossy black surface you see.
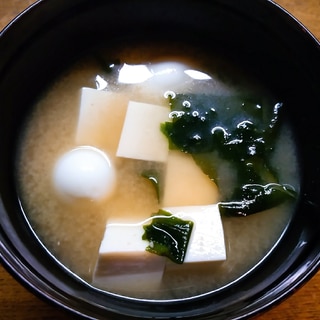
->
[1,0,320,319]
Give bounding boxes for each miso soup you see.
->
[16,43,299,299]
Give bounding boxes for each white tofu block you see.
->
[162,150,220,207]
[98,221,148,253]
[166,204,226,263]
[92,220,166,292]
[116,101,170,162]
[92,204,226,292]
[76,88,128,154]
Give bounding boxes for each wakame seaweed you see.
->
[142,209,194,264]
[218,183,296,216]
[141,169,162,202]
[161,93,297,216]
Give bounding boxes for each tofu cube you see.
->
[166,204,226,263]
[76,88,128,155]
[161,150,220,207]
[116,101,170,162]
[92,220,166,293]
[92,204,226,292]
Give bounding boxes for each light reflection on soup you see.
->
[16,44,298,299]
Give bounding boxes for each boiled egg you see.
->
[53,146,116,201]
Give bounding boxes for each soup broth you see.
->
[16,43,299,299]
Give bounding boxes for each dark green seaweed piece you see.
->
[141,169,162,202]
[219,183,297,217]
[142,209,194,264]
[161,93,297,216]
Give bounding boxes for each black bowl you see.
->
[1,0,320,319]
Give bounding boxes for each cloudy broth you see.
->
[16,43,299,299]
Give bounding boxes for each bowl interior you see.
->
[1,0,320,319]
